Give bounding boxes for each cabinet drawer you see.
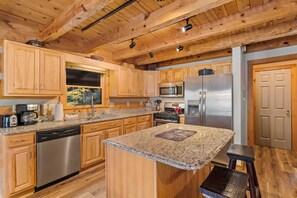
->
[137,115,151,123]
[123,117,137,126]
[82,120,122,133]
[7,133,35,148]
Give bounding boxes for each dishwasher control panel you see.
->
[36,126,80,143]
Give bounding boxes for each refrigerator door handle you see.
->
[203,91,206,125]
[199,91,203,124]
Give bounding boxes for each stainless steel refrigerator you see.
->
[185,73,233,165]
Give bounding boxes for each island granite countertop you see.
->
[0,109,157,135]
[104,123,234,170]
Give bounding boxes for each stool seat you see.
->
[227,144,255,162]
[200,166,248,198]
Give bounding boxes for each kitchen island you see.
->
[104,123,234,198]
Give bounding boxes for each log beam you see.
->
[134,20,297,65]
[83,0,233,52]
[39,0,113,42]
[113,0,297,61]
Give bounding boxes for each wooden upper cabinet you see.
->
[39,50,65,95]
[3,41,65,96]
[171,68,184,82]
[117,67,129,96]
[160,70,172,83]
[160,68,184,83]
[129,69,139,96]
[7,144,35,195]
[5,42,39,95]
[184,64,212,78]
[137,70,144,96]
[144,71,159,97]
[212,61,232,74]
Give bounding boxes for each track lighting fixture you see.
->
[182,18,192,33]
[176,45,184,52]
[129,38,136,49]
[149,52,154,58]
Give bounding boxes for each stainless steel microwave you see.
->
[159,82,184,97]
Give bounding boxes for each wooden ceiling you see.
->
[0,0,297,66]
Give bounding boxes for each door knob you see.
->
[286,110,290,117]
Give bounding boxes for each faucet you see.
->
[90,95,95,118]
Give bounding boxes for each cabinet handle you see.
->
[35,83,39,91]
[40,83,44,91]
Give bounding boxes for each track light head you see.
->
[129,38,136,49]
[176,45,184,52]
[182,18,192,32]
[149,52,154,58]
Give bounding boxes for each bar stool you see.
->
[200,166,248,198]
[227,144,261,198]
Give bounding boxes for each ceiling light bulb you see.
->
[129,38,136,49]
[176,45,184,52]
[182,18,192,32]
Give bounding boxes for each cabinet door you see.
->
[106,127,121,139]
[172,68,184,82]
[6,43,39,95]
[212,61,232,74]
[137,121,150,131]
[137,70,144,96]
[39,50,65,95]
[160,70,172,83]
[144,71,159,97]
[123,124,137,134]
[82,131,105,168]
[129,69,139,96]
[7,145,35,195]
[118,67,129,95]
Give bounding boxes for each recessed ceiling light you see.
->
[182,18,192,33]
[176,45,184,52]
[129,38,136,49]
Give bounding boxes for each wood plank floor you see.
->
[27,145,297,198]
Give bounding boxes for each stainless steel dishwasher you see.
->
[36,126,80,191]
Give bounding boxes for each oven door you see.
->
[153,119,179,126]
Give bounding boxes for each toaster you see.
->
[0,115,18,128]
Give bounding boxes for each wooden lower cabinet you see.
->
[81,131,105,168]
[123,124,137,134]
[106,127,122,139]
[137,121,150,130]
[7,144,35,195]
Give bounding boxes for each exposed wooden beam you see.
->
[133,20,297,65]
[83,0,233,52]
[39,0,113,42]
[113,0,297,61]
[155,49,232,67]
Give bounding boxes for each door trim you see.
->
[248,60,297,151]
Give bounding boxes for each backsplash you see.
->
[149,97,184,111]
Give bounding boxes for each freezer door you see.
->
[185,77,203,125]
[202,73,233,130]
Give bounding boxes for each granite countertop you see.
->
[104,123,234,170]
[0,109,157,135]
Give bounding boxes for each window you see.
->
[66,68,104,106]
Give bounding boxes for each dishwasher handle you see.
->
[37,126,80,143]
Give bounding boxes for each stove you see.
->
[153,102,184,126]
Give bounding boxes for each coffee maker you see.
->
[16,104,39,125]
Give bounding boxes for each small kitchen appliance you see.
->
[16,104,39,125]
[159,82,184,98]
[0,115,18,128]
[154,100,162,111]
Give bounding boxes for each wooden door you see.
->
[171,68,184,82]
[82,131,105,168]
[123,124,137,134]
[137,121,150,130]
[212,61,232,74]
[255,69,292,150]
[129,69,139,96]
[6,43,39,95]
[160,70,172,83]
[118,67,129,95]
[7,145,35,195]
[106,127,121,139]
[144,71,159,97]
[39,50,65,95]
